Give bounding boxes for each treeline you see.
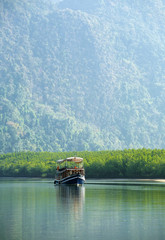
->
[0,149,165,178]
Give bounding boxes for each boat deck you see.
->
[56,168,85,180]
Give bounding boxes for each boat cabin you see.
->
[55,157,85,181]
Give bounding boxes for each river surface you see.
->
[0,178,165,240]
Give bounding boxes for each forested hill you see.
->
[1,0,165,153]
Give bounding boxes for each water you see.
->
[0,178,165,240]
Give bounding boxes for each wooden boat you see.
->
[54,157,85,185]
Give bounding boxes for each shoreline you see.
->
[85,178,165,186]
[1,177,165,186]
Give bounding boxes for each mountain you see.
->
[0,0,165,153]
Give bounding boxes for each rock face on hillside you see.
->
[0,0,165,153]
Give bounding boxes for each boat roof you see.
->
[57,157,83,164]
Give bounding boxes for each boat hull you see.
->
[54,174,85,185]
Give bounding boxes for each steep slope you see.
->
[0,0,165,153]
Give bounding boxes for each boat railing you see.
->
[57,167,85,174]
[58,167,67,172]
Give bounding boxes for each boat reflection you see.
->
[55,185,85,221]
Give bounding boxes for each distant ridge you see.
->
[0,0,165,153]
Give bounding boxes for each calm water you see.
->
[0,179,165,240]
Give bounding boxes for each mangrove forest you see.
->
[0,149,165,178]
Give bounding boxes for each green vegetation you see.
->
[1,0,165,153]
[1,149,165,178]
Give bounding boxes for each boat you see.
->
[54,157,85,185]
